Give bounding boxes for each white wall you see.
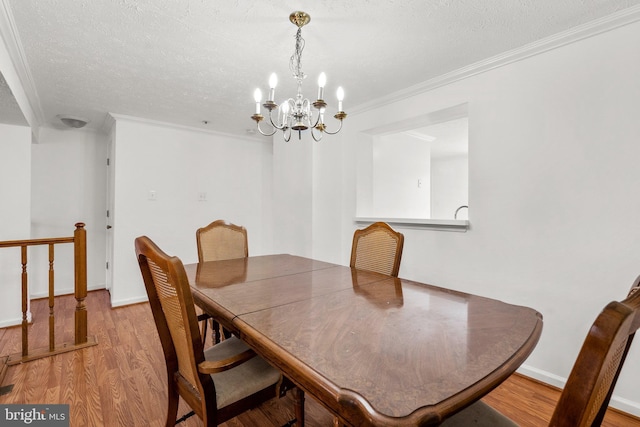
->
[315,20,640,415]
[312,137,344,263]
[354,134,374,218]
[431,155,468,219]
[29,127,108,297]
[270,131,344,264]
[0,123,31,327]
[109,117,273,307]
[272,134,313,257]
[373,134,431,218]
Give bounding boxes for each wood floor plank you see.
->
[1,290,639,426]
[83,347,105,427]
[98,368,121,427]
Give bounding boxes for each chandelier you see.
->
[251,11,347,142]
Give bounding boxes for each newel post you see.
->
[73,222,88,345]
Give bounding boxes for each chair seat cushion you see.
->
[440,401,518,427]
[205,336,282,409]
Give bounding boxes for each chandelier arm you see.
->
[283,127,292,142]
[256,121,278,137]
[321,118,344,135]
[310,127,323,142]
[311,111,322,128]
[268,109,287,130]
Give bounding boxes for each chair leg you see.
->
[201,318,208,346]
[222,327,232,340]
[197,311,211,346]
[165,383,179,427]
[200,315,232,346]
[211,318,221,344]
[293,387,305,427]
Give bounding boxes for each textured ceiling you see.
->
[3,0,640,136]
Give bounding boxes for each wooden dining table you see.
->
[185,254,543,426]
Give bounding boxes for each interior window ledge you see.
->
[354,217,469,231]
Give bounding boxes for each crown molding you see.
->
[100,113,116,135]
[108,113,265,143]
[0,0,45,127]
[403,131,436,142]
[351,5,640,115]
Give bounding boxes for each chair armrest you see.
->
[198,349,257,374]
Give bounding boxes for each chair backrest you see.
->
[196,220,248,263]
[135,236,214,419]
[350,222,404,277]
[549,278,640,427]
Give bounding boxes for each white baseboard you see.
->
[610,396,640,419]
[517,364,566,388]
[29,284,106,299]
[110,295,148,308]
[0,316,22,328]
[517,364,640,418]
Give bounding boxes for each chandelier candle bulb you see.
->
[269,73,278,101]
[254,89,262,114]
[281,102,289,124]
[337,87,344,112]
[317,72,326,100]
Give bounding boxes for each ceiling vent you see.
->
[57,115,89,128]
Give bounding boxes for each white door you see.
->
[105,135,115,291]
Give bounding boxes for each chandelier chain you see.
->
[290,28,306,83]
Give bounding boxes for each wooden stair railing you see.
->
[0,223,97,375]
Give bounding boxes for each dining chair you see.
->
[196,219,248,263]
[135,236,303,426]
[350,221,404,277]
[196,220,248,344]
[441,278,640,427]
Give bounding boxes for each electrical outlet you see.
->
[198,192,207,201]
[148,190,157,201]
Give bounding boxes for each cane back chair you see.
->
[135,236,302,426]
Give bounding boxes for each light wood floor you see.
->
[1,290,639,426]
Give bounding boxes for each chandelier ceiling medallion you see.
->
[251,11,347,142]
